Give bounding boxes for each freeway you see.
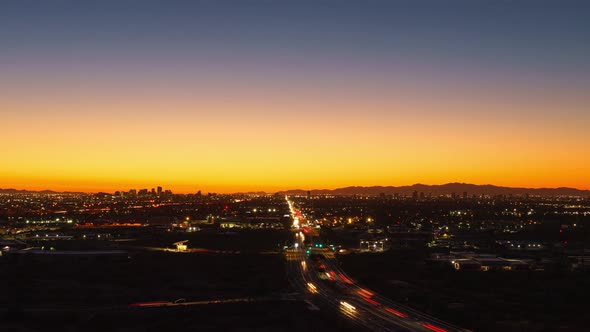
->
[6,296,294,314]
[128,297,257,308]
[285,197,469,332]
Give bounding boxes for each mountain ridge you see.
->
[0,188,86,195]
[276,182,590,196]
[1,183,588,196]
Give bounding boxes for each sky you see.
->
[1,0,589,193]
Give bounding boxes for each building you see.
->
[450,259,481,270]
[173,240,189,252]
[360,237,390,252]
[568,256,590,272]
[0,240,27,257]
[219,217,283,229]
[430,252,532,271]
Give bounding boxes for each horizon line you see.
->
[1,181,589,195]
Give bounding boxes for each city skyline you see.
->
[2,1,589,193]
[1,181,589,196]
[1,2,588,331]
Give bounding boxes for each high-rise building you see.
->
[157,186,162,197]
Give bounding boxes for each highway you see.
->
[285,197,469,332]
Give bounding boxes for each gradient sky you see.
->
[1,0,589,193]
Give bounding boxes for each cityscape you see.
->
[2,1,589,332]
[1,186,588,331]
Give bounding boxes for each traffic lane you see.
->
[288,246,448,332]
[293,248,416,331]
[321,257,468,332]
[290,248,414,331]
[288,249,395,332]
[297,251,415,332]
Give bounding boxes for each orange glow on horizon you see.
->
[2,1,590,195]
[2,77,589,193]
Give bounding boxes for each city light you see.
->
[1,2,587,331]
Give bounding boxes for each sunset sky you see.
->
[1,1,589,193]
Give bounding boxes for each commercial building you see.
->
[430,251,532,271]
[360,237,390,252]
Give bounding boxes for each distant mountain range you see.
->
[277,183,590,197]
[0,188,85,195]
[1,183,589,196]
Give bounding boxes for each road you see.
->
[285,197,469,332]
